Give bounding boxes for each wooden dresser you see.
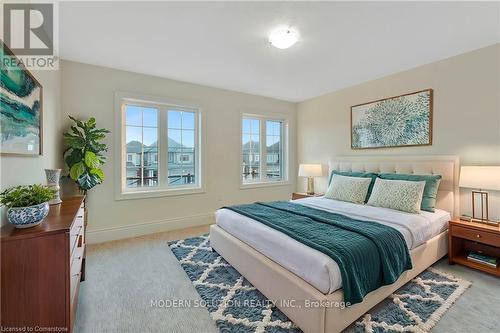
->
[1,196,86,332]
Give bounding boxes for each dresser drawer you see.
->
[69,268,81,332]
[452,225,500,247]
[69,216,84,255]
[70,271,81,304]
[70,244,84,303]
[70,244,84,275]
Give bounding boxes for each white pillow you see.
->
[325,174,372,204]
[367,178,425,214]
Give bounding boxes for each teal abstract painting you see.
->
[1,43,43,155]
[351,89,432,149]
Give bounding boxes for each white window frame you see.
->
[114,92,204,200]
[240,112,289,189]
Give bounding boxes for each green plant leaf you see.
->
[69,116,85,129]
[90,168,105,181]
[71,125,83,136]
[77,173,101,191]
[63,134,85,149]
[96,154,106,164]
[0,184,55,208]
[69,162,86,180]
[64,149,83,168]
[84,151,100,168]
[91,128,111,134]
[87,117,96,128]
[91,133,106,140]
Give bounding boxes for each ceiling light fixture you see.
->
[269,27,298,49]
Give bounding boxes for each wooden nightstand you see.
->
[449,218,500,276]
[292,192,324,200]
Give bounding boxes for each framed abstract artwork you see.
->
[1,42,43,156]
[351,89,433,149]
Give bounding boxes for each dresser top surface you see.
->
[1,196,85,241]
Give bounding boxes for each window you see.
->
[125,105,159,188]
[167,110,196,185]
[242,116,287,185]
[242,118,260,181]
[266,120,283,181]
[116,93,202,199]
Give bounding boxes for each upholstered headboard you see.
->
[329,155,459,217]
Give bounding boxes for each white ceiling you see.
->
[60,1,500,102]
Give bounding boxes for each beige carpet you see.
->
[75,226,218,333]
[75,226,500,333]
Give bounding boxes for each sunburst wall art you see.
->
[351,89,433,149]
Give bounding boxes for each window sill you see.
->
[240,181,291,190]
[115,186,205,200]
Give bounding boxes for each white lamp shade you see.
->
[298,164,323,177]
[459,166,500,191]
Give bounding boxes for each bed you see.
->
[210,155,459,333]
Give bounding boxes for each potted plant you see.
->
[0,184,56,228]
[63,116,110,192]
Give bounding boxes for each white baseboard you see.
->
[86,212,214,244]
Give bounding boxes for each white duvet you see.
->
[215,197,450,294]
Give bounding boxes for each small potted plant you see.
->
[0,184,56,228]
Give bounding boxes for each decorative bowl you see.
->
[7,202,50,228]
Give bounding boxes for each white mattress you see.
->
[215,197,450,294]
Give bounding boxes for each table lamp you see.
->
[459,166,500,224]
[298,164,323,195]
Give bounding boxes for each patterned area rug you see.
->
[168,235,471,333]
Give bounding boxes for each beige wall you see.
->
[3,44,498,232]
[297,44,500,219]
[60,61,296,243]
[1,69,62,226]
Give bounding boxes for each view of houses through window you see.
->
[266,120,283,180]
[126,106,159,188]
[242,116,285,183]
[123,104,284,192]
[167,110,196,185]
[242,118,260,180]
[124,103,197,190]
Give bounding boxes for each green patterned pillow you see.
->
[325,174,372,204]
[379,173,442,212]
[329,171,378,203]
[367,178,426,214]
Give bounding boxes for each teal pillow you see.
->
[329,170,378,203]
[379,173,442,212]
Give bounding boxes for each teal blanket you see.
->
[223,201,412,304]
